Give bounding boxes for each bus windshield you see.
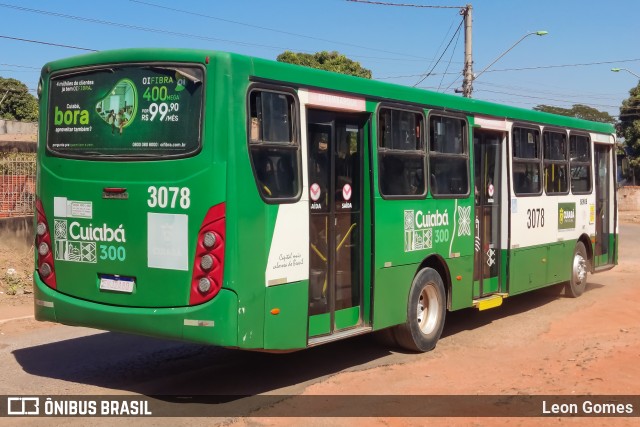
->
[47,64,204,158]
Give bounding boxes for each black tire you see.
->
[393,268,446,352]
[565,242,588,298]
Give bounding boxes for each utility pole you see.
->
[461,4,473,98]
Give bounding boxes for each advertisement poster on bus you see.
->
[47,65,203,157]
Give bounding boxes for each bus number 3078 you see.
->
[147,186,191,209]
[527,208,545,229]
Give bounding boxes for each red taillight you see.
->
[189,203,225,305]
[35,198,57,289]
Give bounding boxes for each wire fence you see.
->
[0,152,36,218]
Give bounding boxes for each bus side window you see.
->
[569,134,592,194]
[377,107,426,198]
[512,126,542,196]
[248,89,301,202]
[429,114,469,197]
[543,130,569,194]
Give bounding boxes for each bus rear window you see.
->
[47,64,204,158]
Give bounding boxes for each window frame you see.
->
[246,84,302,204]
[376,104,427,200]
[568,131,593,195]
[542,127,570,196]
[427,110,470,199]
[511,124,543,197]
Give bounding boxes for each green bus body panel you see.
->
[547,241,573,283]
[508,241,574,295]
[500,249,508,293]
[483,277,500,295]
[263,281,308,350]
[372,264,414,330]
[446,256,474,310]
[39,160,224,308]
[34,275,238,346]
[510,246,546,294]
[593,234,618,268]
[36,49,617,350]
[335,306,360,330]
[309,313,330,337]
[372,193,474,323]
[372,198,474,269]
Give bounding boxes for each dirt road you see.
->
[0,223,638,426]
[226,223,640,426]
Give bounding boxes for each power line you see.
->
[346,0,464,9]
[444,75,462,92]
[505,77,628,99]
[413,17,463,86]
[0,2,453,64]
[420,16,459,86]
[130,0,435,61]
[437,20,462,91]
[0,63,40,70]
[378,57,640,79]
[474,88,623,110]
[474,81,622,102]
[0,3,299,53]
[0,69,38,73]
[0,34,96,51]
[485,58,640,74]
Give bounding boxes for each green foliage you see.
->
[277,51,372,79]
[0,77,38,121]
[618,83,640,177]
[533,104,615,124]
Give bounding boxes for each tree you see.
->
[533,104,615,124]
[277,51,372,79]
[618,83,640,181]
[0,77,38,122]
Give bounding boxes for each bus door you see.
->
[594,144,614,267]
[473,130,503,296]
[307,109,367,341]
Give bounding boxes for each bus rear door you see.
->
[473,129,504,298]
[594,143,616,268]
[306,109,370,344]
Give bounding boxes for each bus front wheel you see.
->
[394,268,446,352]
[565,242,588,298]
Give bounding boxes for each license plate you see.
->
[99,275,135,293]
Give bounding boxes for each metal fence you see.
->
[0,153,36,218]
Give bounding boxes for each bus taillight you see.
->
[35,199,57,289]
[190,203,226,305]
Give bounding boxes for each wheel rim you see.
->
[573,253,587,286]
[416,284,440,335]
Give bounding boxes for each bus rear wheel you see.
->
[393,268,446,352]
[565,242,588,298]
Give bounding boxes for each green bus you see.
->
[34,49,617,352]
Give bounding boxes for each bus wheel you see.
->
[566,242,588,298]
[394,268,446,352]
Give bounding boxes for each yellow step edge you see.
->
[473,294,507,311]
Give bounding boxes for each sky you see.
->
[1,0,639,118]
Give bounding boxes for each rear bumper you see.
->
[33,273,238,347]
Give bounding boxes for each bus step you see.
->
[473,294,506,311]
